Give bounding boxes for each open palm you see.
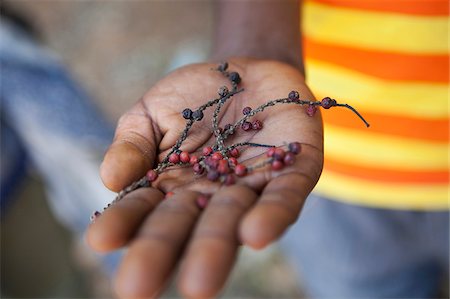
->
[87,58,323,298]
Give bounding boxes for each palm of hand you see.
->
[88,59,323,298]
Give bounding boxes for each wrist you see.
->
[210,0,304,73]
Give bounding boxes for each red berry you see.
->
[252,119,263,130]
[189,155,199,165]
[193,163,204,175]
[288,142,301,154]
[146,169,158,182]
[228,157,238,166]
[235,164,248,177]
[272,160,284,171]
[224,174,236,185]
[266,147,276,157]
[229,148,240,158]
[306,104,317,117]
[241,121,252,131]
[165,191,175,198]
[196,195,209,209]
[207,170,220,181]
[169,153,180,164]
[180,151,190,163]
[217,160,230,174]
[242,106,252,115]
[203,146,213,156]
[211,152,223,161]
[284,152,296,165]
[273,148,286,161]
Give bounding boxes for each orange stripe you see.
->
[325,158,449,184]
[304,37,449,83]
[320,106,449,142]
[311,0,450,16]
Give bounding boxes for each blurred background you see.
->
[1,1,304,298]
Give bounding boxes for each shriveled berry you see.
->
[306,104,317,117]
[180,151,190,163]
[165,191,175,198]
[229,148,240,158]
[288,90,300,101]
[207,170,220,181]
[272,160,284,171]
[252,119,263,130]
[203,146,213,156]
[288,142,301,154]
[146,169,159,182]
[211,152,223,161]
[190,155,199,165]
[241,121,252,131]
[218,86,229,97]
[193,163,204,175]
[192,109,204,120]
[266,147,276,157]
[169,153,180,164]
[242,106,252,115]
[235,164,248,177]
[229,72,241,84]
[228,157,238,166]
[273,148,286,161]
[196,195,209,209]
[321,97,336,109]
[182,108,193,119]
[284,152,296,165]
[218,61,228,72]
[217,160,230,174]
[224,174,236,185]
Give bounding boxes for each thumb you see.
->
[101,106,160,192]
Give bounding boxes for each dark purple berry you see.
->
[241,121,252,131]
[242,106,252,115]
[306,104,317,117]
[218,61,228,72]
[229,72,241,84]
[288,90,300,101]
[321,97,336,109]
[288,142,301,154]
[207,170,220,181]
[283,152,296,165]
[252,119,263,130]
[182,108,193,119]
[192,109,204,120]
[193,163,204,175]
[218,86,229,97]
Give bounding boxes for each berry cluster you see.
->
[91,62,369,221]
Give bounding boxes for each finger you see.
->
[240,143,323,249]
[87,188,164,252]
[177,185,258,298]
[115,191,202,299]
[101,101,161,192]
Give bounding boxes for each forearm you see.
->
[211,0,303,72]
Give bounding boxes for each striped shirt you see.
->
[303,0,449,210]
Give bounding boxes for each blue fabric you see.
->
[281,195,449,298]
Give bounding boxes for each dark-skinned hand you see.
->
[87,58,323,299]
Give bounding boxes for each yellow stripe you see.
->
[303,1,449,54]
[324,124,448,171]
[314,171,449,210]
[306,60,449,118]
